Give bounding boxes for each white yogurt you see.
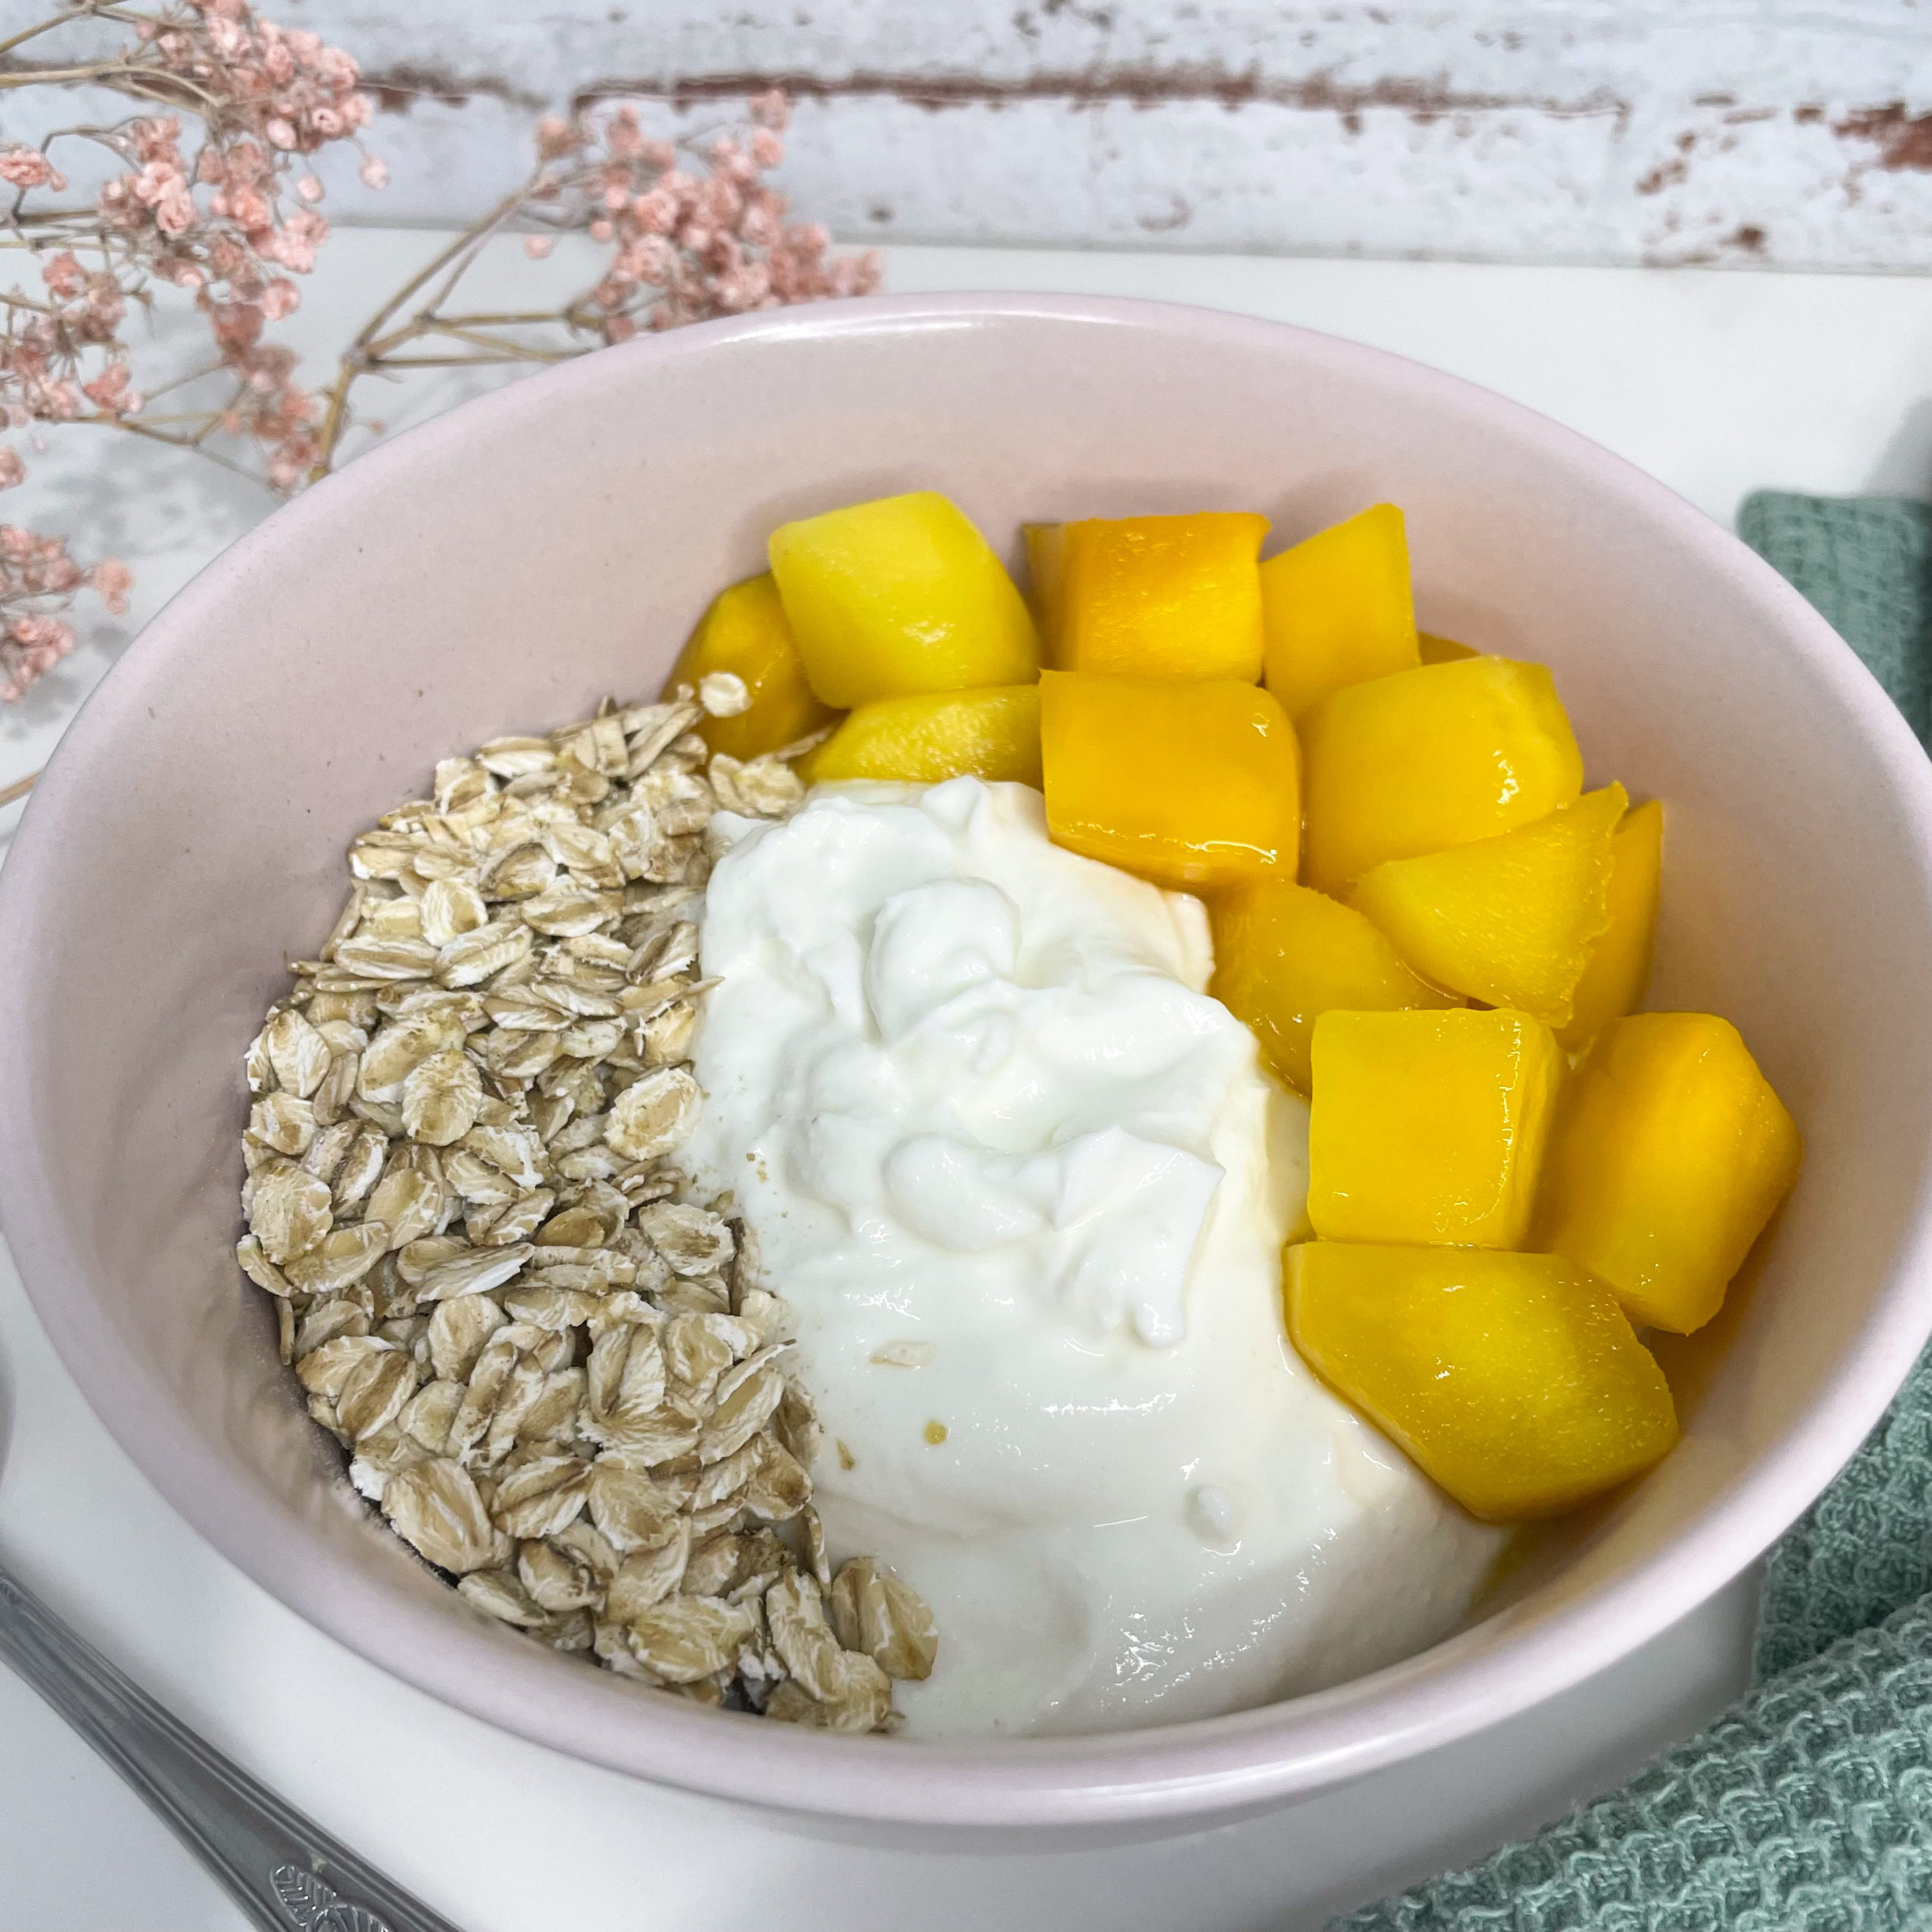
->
[682,777,1503,1736]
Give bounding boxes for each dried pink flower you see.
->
[0,523,102,698]
[38,253,85,301]
[91,559,134,615]
[0,148,66,192]
[81,363,142,414]
[0,610,76,701]
[514,96,878,345]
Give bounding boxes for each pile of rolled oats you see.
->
[236,678,936,1732]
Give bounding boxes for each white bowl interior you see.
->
[5,294,1932,1831]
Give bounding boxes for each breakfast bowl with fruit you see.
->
[3,292,1930,1835]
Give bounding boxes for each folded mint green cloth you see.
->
[1335,491,1932,1932]
[1740,494,1932,749]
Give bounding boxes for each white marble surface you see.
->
[2,233,1927,1930]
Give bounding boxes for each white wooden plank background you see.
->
[11,1,1932,269]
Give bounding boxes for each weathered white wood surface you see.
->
[9,1,1932,268]
[252,2,1932,269]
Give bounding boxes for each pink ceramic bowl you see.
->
[5,294,1932,1835]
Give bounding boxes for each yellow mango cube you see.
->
[664,572,841,761]
[1556,799,1663,1051]
[1039,669,1299,888]
[1260,504,1419,718]
[1308,1008,1564,1247]
[1038,512,1269,680]
[1349,784,1626,1029]
[768,491,1039,706]
[1284,1242,1680,1521]
[1418,632,1478,663]
[1209,880,1457,1094]
[803,686,1041,787]
[1300,657,1584,896]
[1538,1013,1802,1334]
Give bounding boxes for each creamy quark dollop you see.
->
[681,777,1503,1736]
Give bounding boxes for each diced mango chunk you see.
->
[1039,669,1298,888]
[1308,1008,1564,1247]
[1300,657,1584,896]
[1284,1242,1680,1521]
[1260,505,1419,718]
[1556,799,1663,1051]
[1418,632,1478,664]
[1209,880,1457,1094]
[1349,784,1625,1029]
[804,686,1041,787]
[665,572,840,761]
[1035,512,1269,680]
[1537,1013,1802,1334]
[768,491,1038,706]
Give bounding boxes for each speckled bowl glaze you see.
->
[5,294,1932,1838]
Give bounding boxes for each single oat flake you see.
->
[238,690,932,1728]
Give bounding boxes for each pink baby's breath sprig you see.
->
[306,90,877,469]
[0,0,378,695]
[0,12,875,714]
[527,91,875,339]
[0,523,129,702]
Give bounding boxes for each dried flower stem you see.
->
[305,181,531,475]
[304,95,875,479]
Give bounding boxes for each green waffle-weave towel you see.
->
[1334,491,1932,1932]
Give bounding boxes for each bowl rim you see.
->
[5,288,1932,1829]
